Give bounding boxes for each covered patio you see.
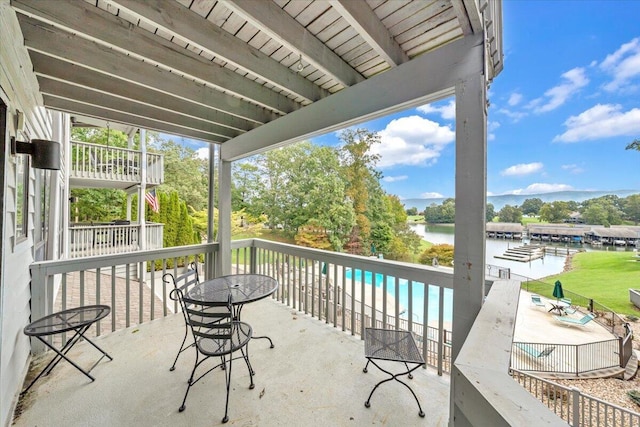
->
[13,298,451,426]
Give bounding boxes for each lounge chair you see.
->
[531,294,546,308]
[560,297,572,305]
[554,313,596,327]
[515,342,555,358]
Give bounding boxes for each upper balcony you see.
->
[69,141,163,191]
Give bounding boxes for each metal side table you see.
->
[22,305,112,393]
[363,327,426,417]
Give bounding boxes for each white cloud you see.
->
[507,183,573,195]
[372,115,455,168]
[553,103,640,142]
[508,92,523,106]
[420,192,444,198]
[600,38,640,91]
[497,108,528,122]
[195,147,209,160]
[529,67,589,113]
[488,121,500,141]
[501,162,543,176]
[382,175,408,183]
[561,164,584,174]
[417,100,456,120]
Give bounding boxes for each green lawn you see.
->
[407,215,425,223]
[526,251,640,316]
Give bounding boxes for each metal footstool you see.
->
[362,327,426,417]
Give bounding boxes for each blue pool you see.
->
[344,269,453,325]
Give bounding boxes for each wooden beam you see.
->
[37,77,234,140]
[329,0,408,66]
[222,0,364,87]
[11,0,299,115]
[29,51,254,133]
[451,0,474,36]
[17,13,278,125]
[465,0,484,33]
[221,35,483,161]
[43,95,224,143]
[112,0,328,103]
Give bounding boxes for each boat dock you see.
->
[494,245,581,262]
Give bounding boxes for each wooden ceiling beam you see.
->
[29,51,255,134]
[112,0,328,103]
[222,0,364,87]
[17,13,278,125]
[44,96,226,143]
[38,77,236,140]
[12,0,298,115]
[328,0,408,67]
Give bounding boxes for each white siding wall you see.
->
[0,2,53,426]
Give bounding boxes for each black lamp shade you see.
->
[12,138,61,170]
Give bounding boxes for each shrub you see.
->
[419,244,454,267]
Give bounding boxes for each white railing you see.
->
[69,222,163,258]
[512,369,640,426]
[231,239,454,374]
[70,140,163,184]
[29,239,453,376]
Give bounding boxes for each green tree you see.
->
[539,201,570,223]
[622,194,640,224]
[406,207,418,216]
[158,139,208,211]
[339,128,382,254]
[497,205,522,223]
[582,203,609,225]
[520,198,543,216]
[626,139,640,151]
[486,203,496,222]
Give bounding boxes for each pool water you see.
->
[345,269,453,325]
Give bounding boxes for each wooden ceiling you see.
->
[11,0,502,160]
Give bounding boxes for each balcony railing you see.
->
[69,140,163,185]
[512,369,640,426]
[69,222,163,258]
[30,239,453,375]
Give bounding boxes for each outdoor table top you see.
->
[24,305,111,337]
[364,328,424,364]
[184,274,278,305]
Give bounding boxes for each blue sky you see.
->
[180,1,640,201]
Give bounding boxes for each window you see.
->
[15,145,29,242]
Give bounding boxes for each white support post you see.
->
[206,144,217,279]
[218,159,232,276]
[138,129,147,280]
[450,71,487,425]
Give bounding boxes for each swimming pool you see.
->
[344,269,453,325]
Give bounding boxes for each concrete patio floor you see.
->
[12,298,451,427]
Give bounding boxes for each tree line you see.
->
[422,194,640,225]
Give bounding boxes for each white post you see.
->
[138,129,147,280]
[218,158,232,276]
[450,71,487,425]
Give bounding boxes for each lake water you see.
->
[410,223,568,279]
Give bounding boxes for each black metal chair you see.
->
[176,289,254,423]
[163,262,202,371]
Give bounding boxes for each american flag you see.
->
[145,189,159,213]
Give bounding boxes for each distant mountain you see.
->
[403,189,640,211]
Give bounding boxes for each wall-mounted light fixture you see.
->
[10,137,61,170]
